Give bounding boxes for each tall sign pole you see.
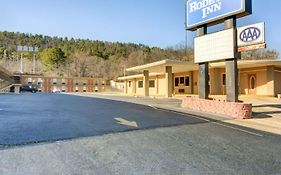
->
[225,17,240,102]
[197,25,209,99]
[186,0,252,102]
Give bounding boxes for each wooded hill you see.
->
[0,31,279,80]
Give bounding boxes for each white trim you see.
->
[240,69,267,73]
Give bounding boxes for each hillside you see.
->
[0,31,193,79]
[0,31,278,80]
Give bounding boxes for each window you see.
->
[180,77,185,84]
[37,78,42,85]
[175,76,189,87]
[128,81,132,87]
[175,77,179,87]
[250,76,256,90]
[185,76,190,87]
[149,80,155,88]
[52,79,57,85]
[222,74,226,86]
[179,89,185,93]
[138,81,143,88]
[28,77,32,84]
[95,81,99,86]
[62,79,66,85]
[83,81,87,86]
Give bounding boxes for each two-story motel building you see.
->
[118,59,281,97]
[14,74,106,93]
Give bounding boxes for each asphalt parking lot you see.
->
[0,93,205,146]
[0,93,281,174]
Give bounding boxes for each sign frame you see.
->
[238,43,266,52]
[186,0,252,31]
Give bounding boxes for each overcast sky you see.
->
[0,0,280,53]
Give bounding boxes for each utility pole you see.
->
[3,49,7,60]
[4,49,8,68]
[123,64,126,77]
[20,52,23,73]
[184,12,187,55]
[16,54,19,71]
[33,53,36,74]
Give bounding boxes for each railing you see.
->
[0,84,12,93]
[0,65,14,83]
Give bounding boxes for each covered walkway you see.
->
[118,59,281,98]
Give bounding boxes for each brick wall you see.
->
[181,97,252,119]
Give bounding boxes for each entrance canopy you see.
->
[119,59,281,81]
[124,59,281,74]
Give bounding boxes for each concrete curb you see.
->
[67,93,232,122]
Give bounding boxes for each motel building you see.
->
[14,74,106,93]
[118,59,281,98]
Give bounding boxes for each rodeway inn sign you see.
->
[186,0,252,30]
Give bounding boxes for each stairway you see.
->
[0,84,13,93]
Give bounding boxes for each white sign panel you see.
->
[194,29,235,63]
[237,22,265,47]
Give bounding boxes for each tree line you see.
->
[0,31,279,80]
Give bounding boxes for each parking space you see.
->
[0,93,205,146]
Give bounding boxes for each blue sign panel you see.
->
[186,0,251,30]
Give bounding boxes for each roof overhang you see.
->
[126,59,198,74]
[119,59,281,81]
[118,73,163,81]
[210,59,281,69]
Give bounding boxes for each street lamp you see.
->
[17,45,39,73]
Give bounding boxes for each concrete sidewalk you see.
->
[70,93,281,136]
[225,97,281,135]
